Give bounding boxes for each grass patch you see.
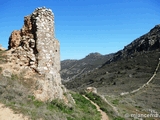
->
[71,92,101,120]
[47,99,73,114]
[0,67,2,73]
[112,99,119,105]
[85,92,125,119]
[85,92,109,113]
[113,117,125,120]
[11,74,19,80]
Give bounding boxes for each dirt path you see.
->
[83,95,109,120]
[0,103,29,120]
[121,58,160,96]
[100,95,119,116]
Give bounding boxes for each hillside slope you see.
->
[65,50,159,93]
[64,24,160,91]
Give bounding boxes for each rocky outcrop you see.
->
[8,30,22,49]
[5,7,64,101]
[104,24,160,64]
[85,87,97,93]
[123,24,160,53]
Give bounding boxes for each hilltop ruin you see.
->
[3,7,65,101]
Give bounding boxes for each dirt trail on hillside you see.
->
[101,95,119,116]
[0,103,29,120]
[121,58,160,96]
[83,95,109,120]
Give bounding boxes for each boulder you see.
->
[86,87,97,93]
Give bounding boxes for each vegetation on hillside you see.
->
[84,92,125,120]
[0,50,101,120]
[64,50,160,119]
[65,50,159,95]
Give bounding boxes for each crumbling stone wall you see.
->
[7,7,64,101]
[31,8,60,75]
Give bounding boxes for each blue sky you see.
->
[0,0,160,60]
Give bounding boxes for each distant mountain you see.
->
[60,52,113,81]
[64,24,160,97]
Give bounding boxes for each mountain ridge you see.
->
[61,52,114,81]
[103,24,160,65]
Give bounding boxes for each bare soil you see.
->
[0,103,29,120]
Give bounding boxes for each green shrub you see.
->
[100,107,108,113]
[47,99,73,114]
[28,95,35,101]
[67,117,74,120]
[33,100,43,108]
[0,67,2,73]
[71,93,96,110]
[11,74,19,80]
[112,99,119,105]
[85,92,102,106]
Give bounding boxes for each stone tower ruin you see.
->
[6,7,64,101]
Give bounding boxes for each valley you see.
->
[62,24,160,120]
